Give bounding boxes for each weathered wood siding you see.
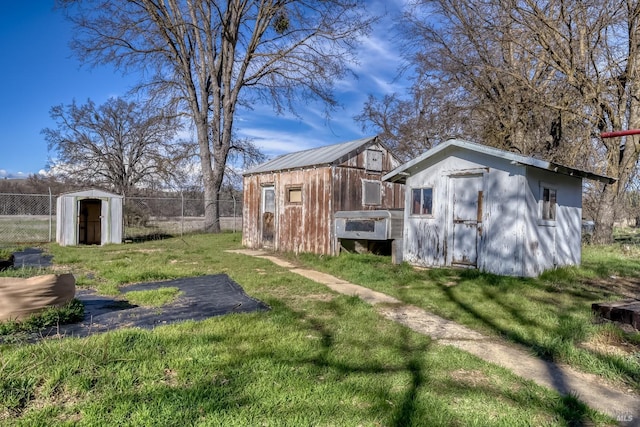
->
[243,168,334,255]
[333,142,403,212]
[402,147,583,277]
[242,141,404,255]
[242,172,267,250]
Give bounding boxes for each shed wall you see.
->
[401,148,584,276]
[242,142,404,256]
[55,191,123,246]
[242,168,334,255]
[521,168,582,276]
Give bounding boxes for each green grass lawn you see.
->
[291,243,640,393]
[0,234,627,425]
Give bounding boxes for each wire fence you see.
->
[0,192,242,246]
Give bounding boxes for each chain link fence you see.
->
[0,192,242,246]
[0,193,55,245]
[124,195,242,240]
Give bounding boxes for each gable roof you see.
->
[243,136,387,175]
[382,139,615,184]
[58,188,123,199]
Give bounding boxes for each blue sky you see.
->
[0,1,407,179]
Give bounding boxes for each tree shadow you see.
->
[124,232,174,243]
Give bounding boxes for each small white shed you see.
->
[56,189,123,246]
[383,139,615,277]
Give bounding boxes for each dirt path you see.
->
[229,249,640,426]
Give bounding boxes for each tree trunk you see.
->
[592,182,618,244]
[196,117,220,233]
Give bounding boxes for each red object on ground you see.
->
[600,129,640,138]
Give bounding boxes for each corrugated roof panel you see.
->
[243,136,377,175]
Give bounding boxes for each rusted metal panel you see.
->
[333,168,404,212]
[242,173,275,249]
[242,140,404,256]
[338,141,401,172]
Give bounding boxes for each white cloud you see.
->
[238,128,319,156]
[0,169,31,179]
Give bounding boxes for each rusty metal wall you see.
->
[242,168,333,254]
[242,172,270,250]
[242,143,404,256]
[333,167,404,212]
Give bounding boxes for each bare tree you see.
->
[58,0,375,232]
[360,0,640,243]
[43,97,185,196]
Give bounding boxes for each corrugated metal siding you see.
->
[400,150,584,277]
[242,173,273,250]
[242,142,404,256]
[300,168,332,254]
[333,168,403,212]
[109,197,123,244]
[56,195,75,246]
[521,168,582,276]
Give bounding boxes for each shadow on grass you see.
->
[390,273,601,426]
[124,232,174,243]
[1,277,610,425]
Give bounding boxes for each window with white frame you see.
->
[541,186,557,221]
[363,180,382,205]
[411,187,433,216]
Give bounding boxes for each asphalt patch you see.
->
[41,274,270,340]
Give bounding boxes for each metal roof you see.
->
[383,139,616,184]
[243,136,379,175]
[57,188,123,199]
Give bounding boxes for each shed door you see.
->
[261,186,275,247]
[451,175,483,266]
[101,200,109,245]
[78,199,102,245]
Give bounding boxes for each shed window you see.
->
[363,180,382,205]
[287,186,302,204]
[365,149,383,172]
[541,187,557,221]
[412,188,433,216]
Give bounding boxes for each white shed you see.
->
[383,139,615,277]
[56,189,123,246]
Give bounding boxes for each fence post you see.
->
[232,193,237,233]
[181,192,184,237]
[48,187,53,242]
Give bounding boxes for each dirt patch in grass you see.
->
[580,326,640,357]
[162,368,179,388]
[585,277,640,299]
[449,369,493,388]
[109,248,163,255]
[580,339,637,358]
[265,286,335,303]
